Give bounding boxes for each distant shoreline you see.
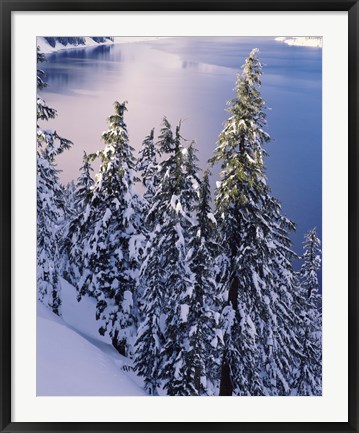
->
[38,36,323,55]
[275,36,322,48]
[37,36,170,54]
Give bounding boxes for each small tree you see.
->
[61,152,94,290]
[294,228,322,395]
[137,128,160,213]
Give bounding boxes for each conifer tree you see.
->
[37,47,72,315]
[294,228,322,395]
[79,101,142,356]
[62,181,77,221]
[212,48,299,395]
[133,223,166,395]
[75,151,94,212]
[146,118,181,225]
[151,125,202,396]
[134,121,200,395]
[60,152,94,290]
[137,128,160,212]
[133,120,176,394]
[184,168,227,395]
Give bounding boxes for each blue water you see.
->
[40,37,322,267]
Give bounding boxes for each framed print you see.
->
[1,1,358,432]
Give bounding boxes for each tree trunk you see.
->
[194,364,201,394]
[228,275,239,311]
[219,275,238,396]
[112,330,126,356]
[219,355,233,395]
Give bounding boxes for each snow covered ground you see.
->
[37,37,114,54]
[275,37,322,48]
[37,278,146,396]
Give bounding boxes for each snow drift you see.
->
[37,279,145,396]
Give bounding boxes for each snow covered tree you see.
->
[293,228,322,395]
[211,48,299,395]
[145,118,183,225]
[137,128,160,213]
[300,229,321,300]
[60,152,94,290]
[183,168,228,395]
[156,139,197,395]
[62,181,77,220]
[74,151,95,212]
[37,47,72,315]
[133,222,167,396]
[135,121,206,396]
[78,101,143,356]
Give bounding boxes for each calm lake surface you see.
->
[40,37,322,261]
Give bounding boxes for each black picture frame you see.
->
[1,1,358,432]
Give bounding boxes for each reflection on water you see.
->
[39,37,322,258]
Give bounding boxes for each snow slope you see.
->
[37,279,145,396]
[37,36,170,54]
[37,36,114,54]
[275,37,322,48]
[60,277,112,344]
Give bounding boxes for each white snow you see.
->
[180,304,190,323]
[246,315,257,336]
[263,295,271,305]
[37,301,146,396]
[122,290,133,313]
[102,207,112,227]
[207,212,217,225]
[37,278,146,395]
[37,36,114,54]
[37,36,170,54]
[60,277,112,344]
[275,36,322,48]
[174,223,185,248]
[170,194,184,214]
[210,337,218,348]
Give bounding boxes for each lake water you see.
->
[39,37,322,262]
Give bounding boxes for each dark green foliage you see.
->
[212,49,300,395]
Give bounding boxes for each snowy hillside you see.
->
[37,36,114,53]
[37,279,146,396]
[37,36,170,53]
[275,37,322,48]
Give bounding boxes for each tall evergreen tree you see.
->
[151,124,207,396]
[134,121,201,396]
[37,47,72,315]
[133,119,177,394]
[293,228,322,395]
[211,48,299,395]
[78,101,143,356]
